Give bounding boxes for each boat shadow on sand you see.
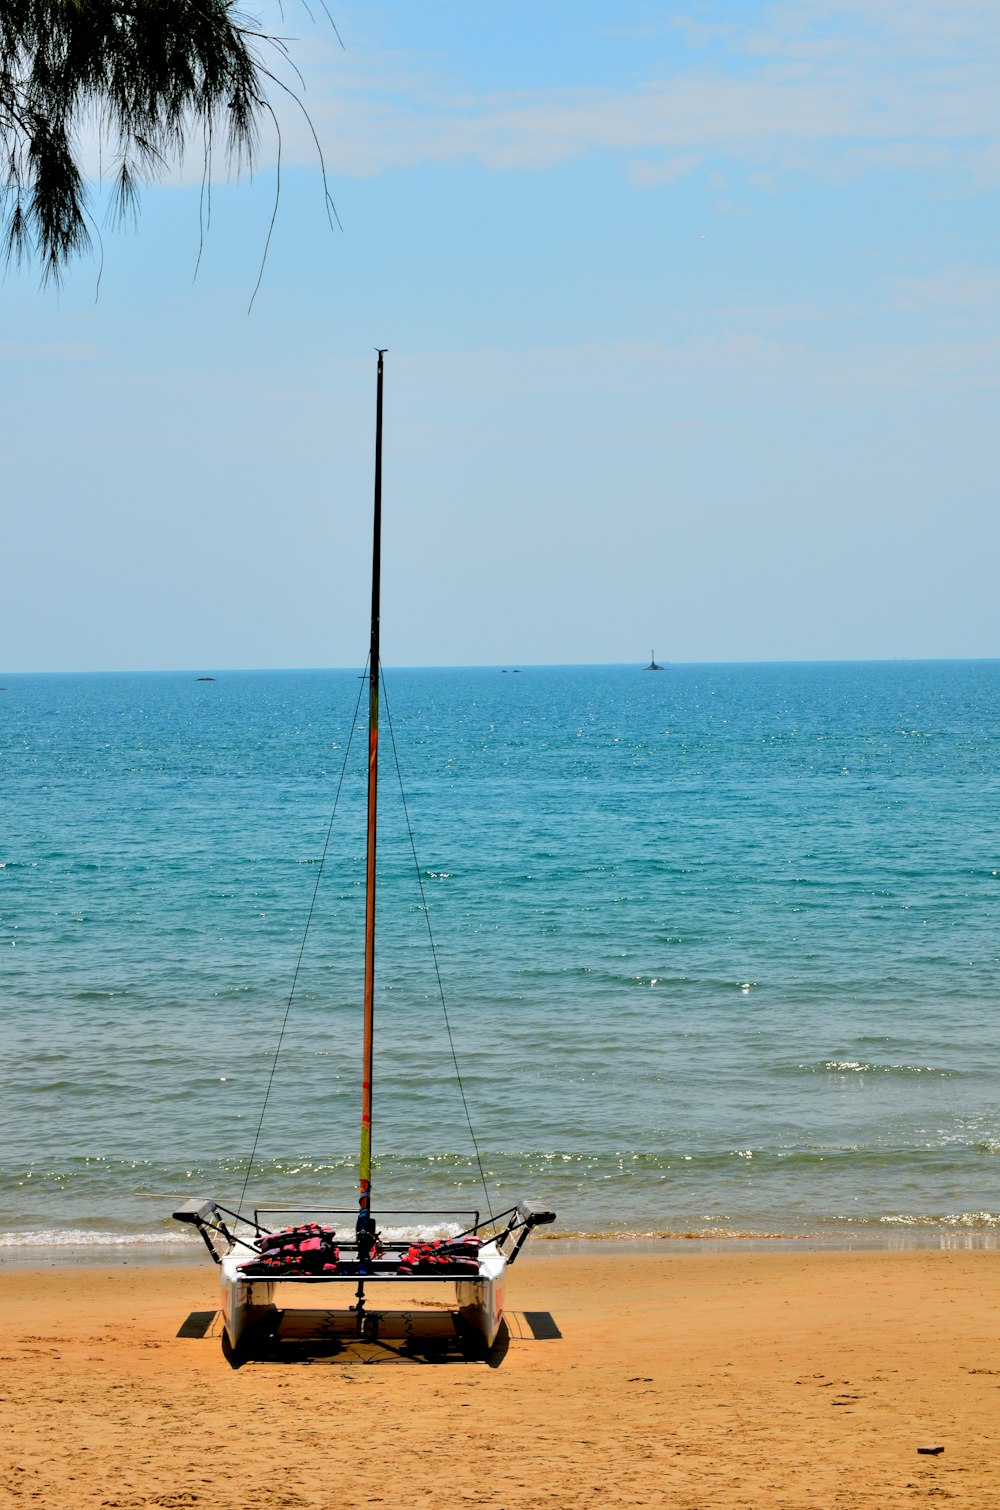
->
[177,1304,561,1370]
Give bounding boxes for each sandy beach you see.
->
[2,1247,998,1508]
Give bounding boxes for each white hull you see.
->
[455,1239,506,1348]
[219,1250,277,1350]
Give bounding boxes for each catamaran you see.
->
[173,352,554,1352]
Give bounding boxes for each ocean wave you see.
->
[6,1141,994,1196]
[541,1227,817,1242]
[875,1211,1000,1229]
[0,1219,468,1253]
[788,1060,956,1077]
[9,1218,1000,1255]
[0,1228,189,1248]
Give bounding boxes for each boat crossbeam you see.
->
[171,1198,265,1263]
[491,1199,557,1263]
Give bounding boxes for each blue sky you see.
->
[3,0,998,671]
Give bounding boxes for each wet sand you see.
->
[2,1248,998,1507]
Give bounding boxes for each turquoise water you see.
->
[4,661,1000,1253]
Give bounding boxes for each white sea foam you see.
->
[0,1229,189,1248]
[878,1211,1000,1228]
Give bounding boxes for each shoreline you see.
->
[4,1248,999,1507]
[4,1223,1000,1270]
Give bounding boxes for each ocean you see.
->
[3,661,1000,1255]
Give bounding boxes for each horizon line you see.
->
[4,655,1000,678]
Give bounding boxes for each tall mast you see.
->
[358,348,386,1259]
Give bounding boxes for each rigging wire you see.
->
[236,665,369,1221]
[380,670,496,1226]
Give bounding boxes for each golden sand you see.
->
[2,1249,998,1508]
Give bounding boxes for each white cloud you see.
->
[0,338,98,362]
[288,1,1000,187]
[888,266,1000,312]
[71,4,1000,204]
[628,154,703,188]
[48,8,998,372]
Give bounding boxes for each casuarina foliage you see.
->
[1,0,322,281]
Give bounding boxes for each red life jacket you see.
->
[240,1223,340,1275]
